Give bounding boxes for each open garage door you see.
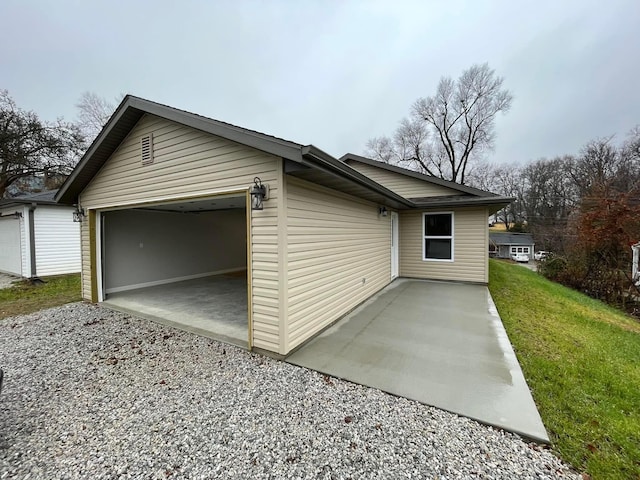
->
[0,215,23,276]
[100,195,249,347]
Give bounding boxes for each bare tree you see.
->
[465,160,497,192]
[366,63,513,184]
[0,90,85,198]
[520,156,577,251]
[75,92,122,143]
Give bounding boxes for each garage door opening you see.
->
[100,195,249,347]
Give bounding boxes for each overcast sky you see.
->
[1,0,639,165]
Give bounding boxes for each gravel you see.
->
[0,303,579,479]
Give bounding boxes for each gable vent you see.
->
[141,133,154,165]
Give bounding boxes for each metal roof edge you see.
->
[340,153,498,198]
[127,96,303,161]
[55,95,138,204]
[409,195,514,210]
[56,95,306,204]
[302,146,414,208]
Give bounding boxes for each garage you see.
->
[100,194,249,347]
[0,212,22,276]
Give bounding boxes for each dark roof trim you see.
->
[0,190,60,207]
[489,232,535,245]
[56,95,305,204]
[410,195,514,209]
[340,153,496,197]
[54,95,510,214]
[301,146,414,208]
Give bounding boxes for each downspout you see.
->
[28,203,41,282]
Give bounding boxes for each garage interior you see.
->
[101,195,249,347]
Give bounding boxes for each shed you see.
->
[55,95,511,356]
[0,190,81,278]
[489,232,535,259]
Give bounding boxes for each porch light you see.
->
[250,177,269,210]
[73,204,86,222]
[378,206,388,217]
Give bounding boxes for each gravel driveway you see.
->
[0,303,578,479]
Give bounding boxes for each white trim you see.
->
[422,211,455,262]
[96,211,104,302]
[22,206,32,276]
[632,242,640,286]
[391,211,399,278]
[104,268,246,294]
[82,189,247,212]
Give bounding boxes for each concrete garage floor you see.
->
[286,278,549,443]
[104,274,248,347]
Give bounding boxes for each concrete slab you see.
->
[103,274,248,347]
[286,278,549,443]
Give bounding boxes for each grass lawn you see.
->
[0,274,82,320]
[489,259,640,480]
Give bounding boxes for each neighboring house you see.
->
[55,95,511,356]
[0,190,81,278]
[489,232,535,259]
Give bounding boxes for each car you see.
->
[511,253,530,263]
[534,251,550,261]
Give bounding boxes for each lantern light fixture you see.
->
[73,204,86,223]
[250,177,269,210]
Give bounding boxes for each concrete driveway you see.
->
[286,278,549,443]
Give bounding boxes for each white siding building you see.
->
[0,190,81,278]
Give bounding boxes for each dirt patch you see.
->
[0,273,20,289]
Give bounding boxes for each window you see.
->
[423,212,453,261]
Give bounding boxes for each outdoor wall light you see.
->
[250,177,269,211]
[72,204,86,223]
[378,206,388,217]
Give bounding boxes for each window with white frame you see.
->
[510,246,530,254]
[423,212,454,261]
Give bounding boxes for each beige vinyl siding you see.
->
[79,114,282,353]
[346,160,460,198]
[399,208,489,283]
[286,177,391,350]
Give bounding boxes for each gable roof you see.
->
[0,189,60,208]
[55,95,512,212]
[55,95,412,209]
[489,232,535,246]
[340,153,496,197]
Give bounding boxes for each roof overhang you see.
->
[0,200,58,208]
[0,190,60,208]
[289,146,413,210]
[56,96,304,205]
[410,195,514,214]
[341,153,499,197]
[55,96,415,210]
[54,95,511,215]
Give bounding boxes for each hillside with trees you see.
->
[471,130,640,314]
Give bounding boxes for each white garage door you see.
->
[0,217,22,275]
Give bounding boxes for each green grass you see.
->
[489,259,640,479]
[0,274,82,320]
